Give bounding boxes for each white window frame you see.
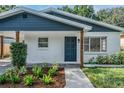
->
[84,36,107,53]
[38,37,49,49]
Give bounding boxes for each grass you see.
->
[83,68,124,88]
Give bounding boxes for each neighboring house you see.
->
[0,6,124,66]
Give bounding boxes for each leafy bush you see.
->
[32,65,43,77]
[9,74,20,84]
[10,42,27,68]
[96,56,106,64]
[88,57,95,64]
[110,54,118,64]
[103,56,110,64]
[42,74,53,85]
[117,52,124,64]
[4,67,20,83]
[48,64,58,76]
[88,52,124,64]
[93,55,112,64]
[5,67,18,78]
[19,66,27,75]
[23,75,33,86]
[0,75,6,84]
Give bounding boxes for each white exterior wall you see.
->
[84,32,121,62]
[24,31,80,64]
[24,31,121,64]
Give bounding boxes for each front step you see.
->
[26,63,80,68]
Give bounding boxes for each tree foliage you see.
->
[58,5,95,18]
[0,5,16,13]
[96,7,124,27]
[58,6,124,27]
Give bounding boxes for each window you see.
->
[90,37,100,52]
[101,37,107,52]
[38,38,48,48]
[84,37,107,52]
[84,37,89,52]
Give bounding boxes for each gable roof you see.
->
[42,8,124,32]
[0,6,92,31]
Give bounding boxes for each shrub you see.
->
[0,75,6,84]
[4,67,19,82]
[117,52,124,64]
[10,42,27,68]
[48,64,58,76]
[9,74,20,84]
[32,65,43,78]
[110,54,118,64]
[42,74,53,85]
[103,56,110,64]
[23,75,33,86]
[88,52,124,64]
[19,66,27,75]
[5,67,18,78]
[96,56,105,64]
[88,57,95,64]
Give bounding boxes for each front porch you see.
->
[0,31,84,68]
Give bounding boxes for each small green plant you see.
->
[19,66,27,75]
[23,75,33,86]
[42,74,54,85]
[48,64,58,76]
[5,67,18,78]
[9,74,20,84]
[32,65,43,77]
[4,67,20,83]
[5,67,17,74]
[0,75,6,84]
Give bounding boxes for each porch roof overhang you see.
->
[0,6,92,31]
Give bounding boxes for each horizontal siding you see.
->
[47,11,119,32]
[0,12,81,31]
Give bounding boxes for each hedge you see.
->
[10,42,27,68]
[88,52,124,64]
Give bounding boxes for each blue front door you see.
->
[65,37,77,61]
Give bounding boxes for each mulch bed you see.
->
[0,68,66,88]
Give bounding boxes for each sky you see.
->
[23,5,124,12]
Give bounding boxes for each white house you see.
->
[0,6,123,67]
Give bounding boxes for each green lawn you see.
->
[83,68,124,88]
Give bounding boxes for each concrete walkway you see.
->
[0,66,10,75]
[0,63,11,75]
[65,68,94,88]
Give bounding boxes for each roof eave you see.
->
[42,8,124,32]
[0,7,92,31]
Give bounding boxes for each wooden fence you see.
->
[0,44,10,58]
